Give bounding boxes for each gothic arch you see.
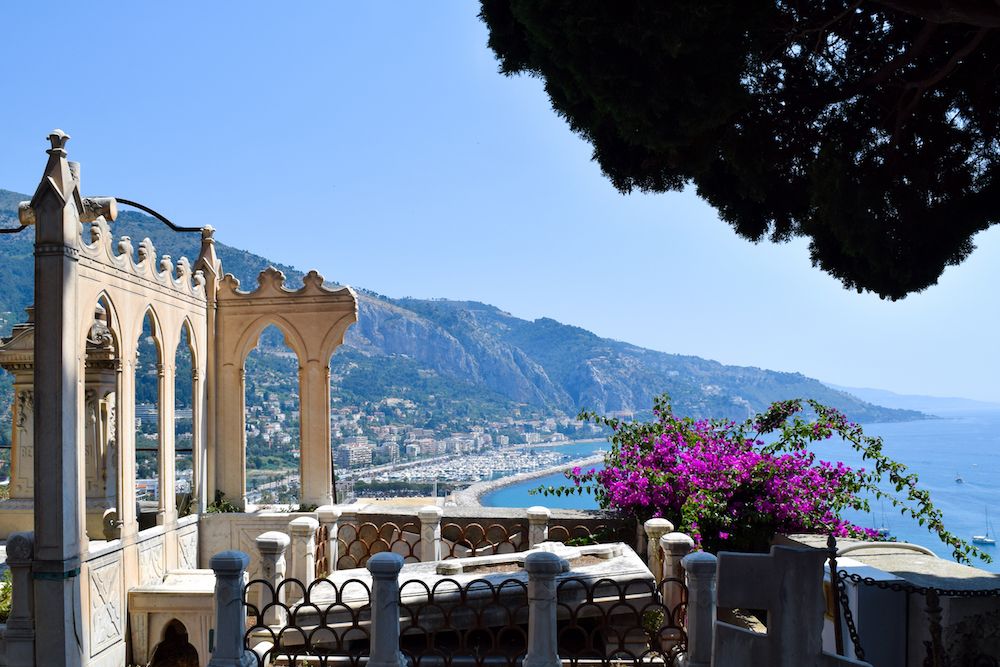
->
[234,313,308,369]
[213,267,356,508]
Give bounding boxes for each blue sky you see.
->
[2,3,998,402]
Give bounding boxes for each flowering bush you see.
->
[548,395,985,563]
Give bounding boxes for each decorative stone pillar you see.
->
[28,130,92,667]
[316,505,341,572]
[366,552,407,667]
[661,532,694,621]
[255,531,290,626]
[6,532,35,667]
[661,532,694,582]
[527,506,551,548]
[523,551,565,667]
[208,550,255,667]
[299,360,334,507]
[418,506,443,562]
[159,360,178,526]
[681,551,718,667]
[289,516,319,588]
[643,518,674,581]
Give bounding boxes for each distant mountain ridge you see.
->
[825,384,1000,415]
[0,188,923,424]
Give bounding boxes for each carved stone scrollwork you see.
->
[80,197,118,223]
[137,237,156,265]
[175,257,192,283]
[15,391,32,430]
[117,236,133,258]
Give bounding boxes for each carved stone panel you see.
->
[89,556,123,656]
[178,527,198,571]
[138,537,165,586]
[12,390,34,497]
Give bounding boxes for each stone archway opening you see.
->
[174,323,195,517]
[244,323,302,508]
[135,310,162,531]
[149,619,199,667]
[85,296,121,541]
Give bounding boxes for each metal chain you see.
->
[838,570,1000,599]
[835,569,866,661]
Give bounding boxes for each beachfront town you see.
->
[132,391,610,506]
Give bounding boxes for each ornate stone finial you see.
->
[137,237,156,265]
[257,266,287,292]
[117,236,134,258]
[303,270,325,291]
[47,129,70,156]
[201,224,215,241]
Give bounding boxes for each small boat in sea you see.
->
[973,507,996,546]
[875,501,892,539]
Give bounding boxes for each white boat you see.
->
[973,507,996,546]
[875,501,892,539]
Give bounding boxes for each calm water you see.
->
[481,410,1000,572]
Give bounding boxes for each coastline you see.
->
[453,454,604,507]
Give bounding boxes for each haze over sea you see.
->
[482,409,1000,573]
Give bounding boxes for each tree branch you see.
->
[869,0,1000,27]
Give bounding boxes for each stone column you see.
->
[159,360,177,526]
[255,531,290,626]
[661,532,694,582]
[681,551,718,667]
[29,130,86,667]
[6,532,35,667]
[119,355,139,537]
[208,551,255,667]
[289,516,319,588]
[523,551,564,667]
[196,225,221,511]
[418,506,443,562]
[527,506,550,548]
[661,532,695,625]
[299,360,333,507]
[643,518,674,581]
[317,505,341,572]
[366,552,407,667]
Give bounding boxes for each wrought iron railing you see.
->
[336,519,422,569]
[242,570,688,667]
[556,575,686,666]
[400,577,529,667]
[440,520,527,559]
[244,576,373,667]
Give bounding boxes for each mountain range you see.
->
[0,188,923,430]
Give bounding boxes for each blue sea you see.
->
[481,410,1000,573]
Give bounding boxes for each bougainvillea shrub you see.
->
[545,396,984,562]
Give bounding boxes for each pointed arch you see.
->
[79,289,124,351]
[134,304,165,363]
[233,314,308,368]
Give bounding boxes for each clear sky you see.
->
[2,3,998,402]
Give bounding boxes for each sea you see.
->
[481,409,1000,573]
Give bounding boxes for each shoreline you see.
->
[453,454,604,507]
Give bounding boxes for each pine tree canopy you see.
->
[479,1,1000,299]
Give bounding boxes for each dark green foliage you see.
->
[479,1,1000,299]
[0,568,10,622]
[206,490,240,513]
